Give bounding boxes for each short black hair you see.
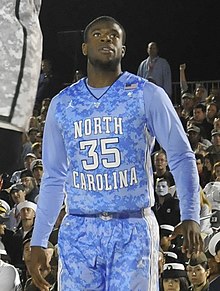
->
[83,16,126,44]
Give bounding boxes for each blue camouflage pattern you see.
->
[55,71,155,214]
[58,211,159,290]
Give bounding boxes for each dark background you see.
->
[40,0,220,84]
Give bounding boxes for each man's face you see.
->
[182,97,194,110]
[154,153,167,172]
[213,134,220,146]
[187,264,209,287]
[206,104,217,119]
[156,181,169,196]
[10,190,26,204]
[196,159,203,174]
[20,207,35,221]
[147,42,158,58]
[193,108,206,122]
[82,21,125,70]
[188,131,200,145]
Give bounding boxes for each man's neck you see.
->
[87,65,122,88]
[156,169,166,176]
[22,220,34,231]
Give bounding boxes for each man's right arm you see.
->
[31,97,68,248]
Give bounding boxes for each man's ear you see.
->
[82,43,87,56]
[121,45,126,58]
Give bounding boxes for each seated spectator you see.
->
[31,142,42,159]
[23,239,57,291]
[27,127,39,145]
[187,125,212,156]
[213,116,220,130]
[195,154,211,188]
[28,116,40,130]
[208,231,220,289]
[204,153,215,183]
[181,92,195,121]
[154,178,180,226]
[10,153,37,184]
[153,149,175,187]
[161,262,189,291]
[187,252,210,291]
[205,249,220,287]
[1,201,37,271]
[212,161,220,182]
[0,249,22,291]
[8,183,27,231]
[206,102,219,125]
[206,129,220,163]
[30,159,43,188]
[20,176,39,203]
[190,103,213,140]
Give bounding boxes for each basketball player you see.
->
[30,16,202,291]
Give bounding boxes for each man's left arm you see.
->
[144,84,203,255]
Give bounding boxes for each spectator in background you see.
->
[208,231,220,290]
[213,116,220,130]
[161,262,189,291]
[181,92,195,121]
[191,103,213,140]
[10,153,37,184]
[179,63,207,105]
[28,128,39,145]
[195,154,210,188]
[206,129,220,163]
[30,159,43,188]
[0,249,22,291]
[154,178,180,227]
[31,142,42,159]
[187,125,211,156]
[206,103,219,125]
[204,153,215,182]
[212,161,220,182]
[34,59,55,115]
[187,252,210,291]
[153,149,175,187]
[137,42,172,97]
[8,183,27,231]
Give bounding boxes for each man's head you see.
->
[211,129,220,146]
[159,224,174,251]
[147,42,158,58]
[82,16,126,71]
[17,201,37,221]
[10,183,26,205]
[181,92,195,111]
[155,178,170,197]
[206,103,218,121]
[30,159,43,184]
[195,153,204,174]
[187,124,201,146]
[193,104,206,123]
[154,150,168,174]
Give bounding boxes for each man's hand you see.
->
[169,220,203,258]
[29,246,51,291]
